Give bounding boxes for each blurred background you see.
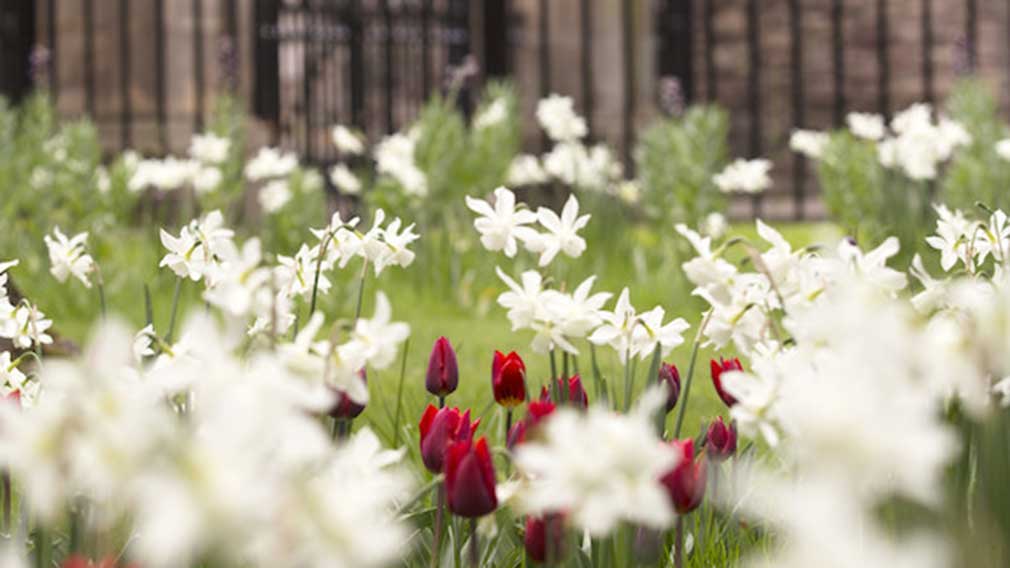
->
[0,0,1006,220]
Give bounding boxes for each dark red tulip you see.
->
[710,357,743,407]
[658,362,681,413]
[445,436,498,518]
[660,438,707,514]
[706,417,737,462]
[426,336,459,398]
[419,405,478,473]
[524,513,566,564]
[540,375,588,408]
[492,350,527,408]
[328,369,367,419]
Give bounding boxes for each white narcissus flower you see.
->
[374,132,427,197]
[514,387,679,536]
[44,226,94,288]
[701,212,728,239]
[713,158,772,194]
[924,204,977,272]
[495,267,547,332]
[846,112,886,141]
[331,124,365,155]
[586,287,686,363]
[340,292,410,371]
[5,303,53,349]
[259,179,292,213]
[789,129,829,159]
[159,210,235,283]
[133,324,157,363]
[329,163,362,195]
[245,146,298,181]
[995,138,1010,162]
[191,166,223,194]
[276,244,330,300]
[536,94,588,143]
[465,186,538,257]
[835,237,907,295]
[188,132,231,164]
[473,97,508,130]
[528,194,590,266]
[0,350,28,397]
[506,154,548,187]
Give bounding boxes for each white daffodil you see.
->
[329,163,362,195]
[495,267,547,332]
[188,132,231,164]
[536,94,587,143]
[331,124,366,156]
[465,186,539,257]
[340,292,410,371]
[789,129,829,159]
[846,112,886,141]
[529,194,590,266]
[245,146,298,181]
[44,226,94,288]
[713,158,772,194]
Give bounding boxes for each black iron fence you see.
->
[0,0,1001,220]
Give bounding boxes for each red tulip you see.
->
[658,362,681,413]
[419,405,478,473]
[660,439,707,514]
[540,375,588,408]
[506,399,557,449]
[445,436,498,518]
[328,369,367,419]
[706,417,737,462]
[524,513,566,564]
[426,336,459,398]
[492,350,527,408]
[710,357,743,407]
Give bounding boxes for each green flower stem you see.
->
[673,310,713,440]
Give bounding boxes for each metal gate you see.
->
[0,1,35,104]
[254,0,471,166]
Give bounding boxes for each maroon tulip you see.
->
[524,514,566,564]
[445,436,498,518]
[710,357,743,407]
[328,369,367,419]
[492,350,527,408]
[660,438,707,514]
[426,337,459,398]
[658,362,681,413]
[706,417,737,462]
[418,405,478,473]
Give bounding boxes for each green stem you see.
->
[308,232,335,317]
[623,346,634,412]
[469,517,479,568]
[674,517,684,568]
[166,278,183,344]
[431,483,445,568]
[94,262,107,319]
[352,259,369,323]
[673,310,713,440]
[392,338,410,448]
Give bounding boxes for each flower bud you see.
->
[418,405,478,473]
[328,369,367,420]
[660,438,707,514]
[445,436,498,518]
[658,362,681,413]
[705,417,737,462]
[710,357,743,407]
[506,399,557,450]
[524,514,566,564]
[492,350,527,408]
[426,336,459,398]
[541,375,588,408]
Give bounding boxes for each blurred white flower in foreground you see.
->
[514,387,679,536]
[44,226,94,288]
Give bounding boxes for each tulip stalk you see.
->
[430,484,445,568]
[674,517,685,568]
[468,517,479,568]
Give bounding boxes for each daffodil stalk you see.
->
[165,278,183,344]
[673,309,713,439]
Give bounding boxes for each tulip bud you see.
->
[445,436,498,518]
[541,375,588,408]
[418,405,478,473]
[658,362,681,413]
[328,369,367,420]
[426,336,459,398]
[492,350,527,408]
[524,514,566,564]
[660,439,707,514]
[506,399,557,450]
[710,357,743,407]
[705,417,737,462]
